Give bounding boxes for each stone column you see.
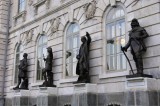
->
[71,83,98,106]
[12,90,30,106]
[125,77,159,106]
[37,87,58,106]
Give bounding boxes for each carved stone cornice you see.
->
[10,0,80,33]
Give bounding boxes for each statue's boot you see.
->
[13,85,19,90]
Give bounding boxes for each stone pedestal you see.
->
[125,77,157,91]
[37,87,58,106]
[12,90,30,106]
[71,83,97,106]
[125,77,158,106]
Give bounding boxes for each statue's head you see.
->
[47,47,52,53]
[131,18,140,28]
[81,36,86,43]
[23,53,28,58]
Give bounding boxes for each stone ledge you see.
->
[99,71,129,79]
[125,77,158,91]
[33,0,46,7]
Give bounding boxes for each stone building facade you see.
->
[0,0,160,106]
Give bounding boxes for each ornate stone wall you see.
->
[2,0,160,106]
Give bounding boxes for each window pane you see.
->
[37,35,47,80]
[106,6,126,71]
[21,1,25,11]
[73,24,79,33]
[16,54,20,63]
[116,40,121,53]
[20,52,23,60]
[107,24,115,39]
[67,25,73,35]
[66,37,72,50]
[42,45,47,58]
[72,49,78,63]
[120,9,125,17]
[116,22,121,37]
[107,9,115,20]
[38,47,42,58]
[43,36,47,43]
[66,23,80,76]
[107,56,115,70]
[66,63,72,76]
[117,54,120,70]
[121,21,125,36]
[115,10,121,18]
[14,65,19,83]
[66,54,72,64]
[72,62,77,76]
[38,37,43,45]
[37,59,42,70]
[73,36,78,49]
[122,54,127,69]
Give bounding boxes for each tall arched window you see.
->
[36,35,47,80]
[106,6,126,71]
[65,23,80,77]
[14,44,24,83]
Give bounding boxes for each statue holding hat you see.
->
[121,18,152,78]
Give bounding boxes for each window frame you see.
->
[18,0,26,13]
[13,43,24,84]
[102,4,128,75]
[63,22,80,79]
[35,34,48,82]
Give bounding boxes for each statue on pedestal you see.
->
[39,47,56,87]
[121,18,152,78]
[76,32,91,83]
[13,53,28,90]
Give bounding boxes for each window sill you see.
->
[59,76,78,84]
[30,81,43,90]
[13,11,26,20]
[33,0,46,7]
[13,11,27,26]
[99,70,129,79]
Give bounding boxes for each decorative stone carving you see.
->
[110,0,116,7]
[25,29,34,45]
[45,0,50,9]
[84,0,97,19]
[50,18,60,34]
[20,29,34,45]
[28,0,33,6]
[34,7,38,15]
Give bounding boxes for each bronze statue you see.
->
[13,53,28,90]
[40,47,56,87]
[121,18,151,77]
[76,32,91,83]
